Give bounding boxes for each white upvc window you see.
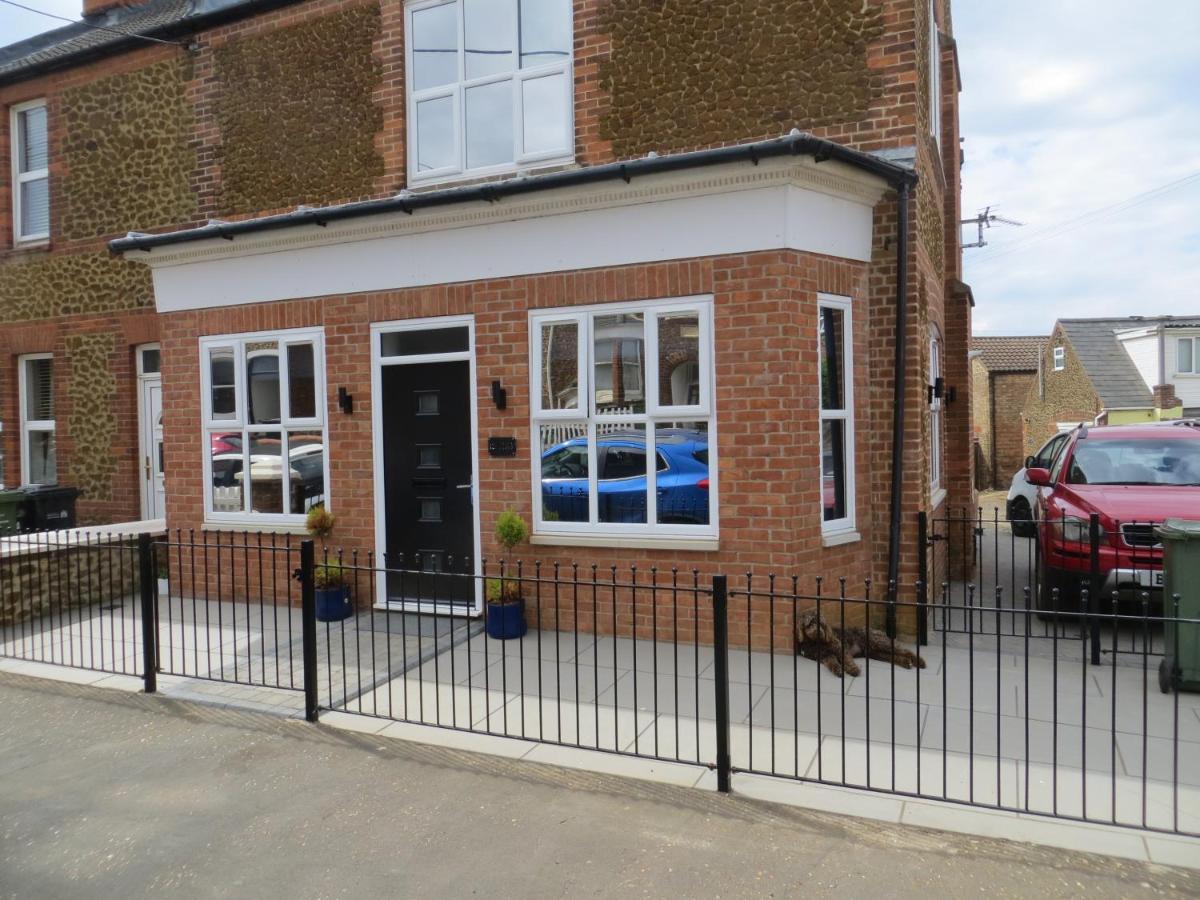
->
[929,329,943,497]
[928,0,941,146]
[18,353,56,486]
[818,294,855,535]
[530,297,716,539]
[199,328,328,524]
[10,99,49,244]
[405,0,574,185]
[1053,345,1065,371]
[1177,336,1197,375]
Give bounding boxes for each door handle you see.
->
[144,456,152,479]
[456,483,473,490]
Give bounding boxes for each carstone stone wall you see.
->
[0,253,152,324]
[0,542,139,629]
[1023,333,1100,456]
[214,4,384,214]
[916,175,944,275]
[597,0,885,159]
[60,58,197,241]
[65,332,119,503]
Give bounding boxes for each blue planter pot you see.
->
[486,599,527,640]
[315,585,352,622]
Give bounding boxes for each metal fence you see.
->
[2,526,1197,839]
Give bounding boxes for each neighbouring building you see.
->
[1023,316,1200,456]
[1,0,971,635]
[970,335,1045,488]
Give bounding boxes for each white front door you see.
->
[139,377,165,520]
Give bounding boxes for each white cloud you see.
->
[958,0,1200,335]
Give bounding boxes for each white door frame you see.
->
[370,315,482,616]
[136,343,164,521]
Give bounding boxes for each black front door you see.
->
[382,360,474,605]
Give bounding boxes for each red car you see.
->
[1025,422,1200,615]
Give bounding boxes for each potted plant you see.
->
[306,504,352,622]
[156,555,169,598]
[486,509,529,640]
[314,563,353,622]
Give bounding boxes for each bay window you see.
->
[530,298,716,538]
[406,0,573,184]
[819,295,855,536]
[11,99,49,243]
[19,354,55,486]
[200,328,327,523]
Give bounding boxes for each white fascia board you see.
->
[144,157,887,313]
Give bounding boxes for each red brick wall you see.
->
[158,250,919,642]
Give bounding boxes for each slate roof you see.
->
[971,336,1046,372]
[1058,316,1200,409]
[0,0,278,83]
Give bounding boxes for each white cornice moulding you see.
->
[143,156,889,312]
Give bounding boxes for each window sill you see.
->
[202,521,310,536]
[408,157,577,192]
[931,488,948,510]
[531,532,719,553]
[821,529,861,548]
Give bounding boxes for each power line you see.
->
[0,0,188,47]
[969,170,1200,267]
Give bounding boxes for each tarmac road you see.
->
[0,671,1195,899]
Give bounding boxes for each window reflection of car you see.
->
[541,429,709,524]
[211,440,325,501]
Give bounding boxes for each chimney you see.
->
[83,0,138,19]
[1152,383,1182,412]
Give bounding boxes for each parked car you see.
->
[1006,430,1073,537]
[541,429,709,524]
[1025,423,1200,615]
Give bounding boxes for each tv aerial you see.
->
[961,206,1024,249]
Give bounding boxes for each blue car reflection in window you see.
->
[541,429,710,525]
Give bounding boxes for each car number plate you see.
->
[1153,570,1165,588]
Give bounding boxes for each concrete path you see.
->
[0,671,1195,899]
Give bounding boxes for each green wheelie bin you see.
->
[0,488,26,536]
[1156,519,1200,694]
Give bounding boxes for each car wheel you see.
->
[1035,560,1079,621]
[1008,497,1036,538]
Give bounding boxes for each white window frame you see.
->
[1176,336,1197,376]
[1053,345,1065,371]
[18,353,55,486]
[10,98,49,244]
[529,296,717,540]
[405,0,574,186]
[199,327,328,525]
[928,0,941,146]
[818,294,856,537]
[929,329,944,500]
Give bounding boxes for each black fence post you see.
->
[1088,513,1101,666]
[917,511,929,646]
[137,533,157,694]
[712,574,732,793]
[300,539,319,723]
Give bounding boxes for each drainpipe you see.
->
[885,182,911,637]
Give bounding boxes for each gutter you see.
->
[109,131,917,253]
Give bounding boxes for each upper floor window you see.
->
[928,0,941,146]
[11,99,49,243]
[200,328,327,524]
[1052,345,1065,371]
[1177,337,1197,375]
[406,0,573,185]
[530,298,716,539]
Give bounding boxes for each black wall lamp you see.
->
[338,387,354,414]
[491,380,507,410]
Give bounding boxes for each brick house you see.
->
[969,335,1045,489]
[1023,317,1200,458]
[2,0,971,632]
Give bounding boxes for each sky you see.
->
[2,0,1198,336]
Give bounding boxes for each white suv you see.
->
[1005,431,1071,537]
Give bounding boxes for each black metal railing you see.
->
[3,526,1197,839]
